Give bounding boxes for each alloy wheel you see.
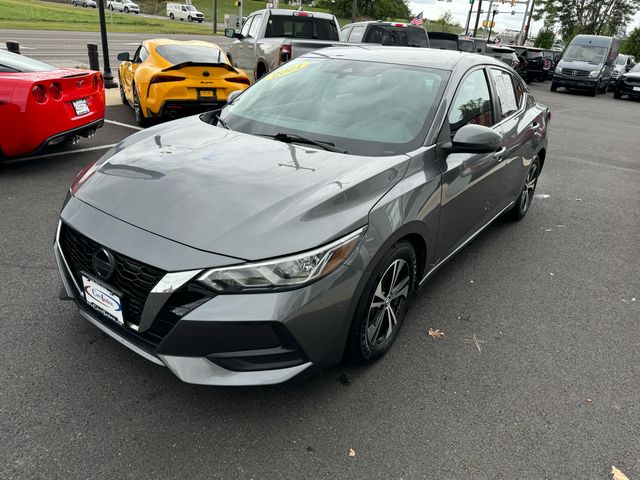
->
[366,259,410,347]
[519,162,538,214]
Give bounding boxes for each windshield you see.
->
[155,44,225,65]
[563,44,607,63]
[631,64,640,73]
[0,50,55,72]
[615,55,628,65]
[186,5,197,10]
[264,15,339,40]
[219,57,448,156]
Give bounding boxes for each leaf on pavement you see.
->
[428,328,444,339]
[348,448,356,458]
[611,466,629,480]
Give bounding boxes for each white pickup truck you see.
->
[224,9,342,82]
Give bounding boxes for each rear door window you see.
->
[264,15,339,40]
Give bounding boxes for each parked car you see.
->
[0,50,104,159]
[428,32,474,52]
[340,21,429,47]
[71,0,96,7]
[167,2,204,22]
[224,9,341,82]
[542,49,559,80]
[551,34,619,95]
[610,53,636,89]
[107,0,139,13]
[117,39,250,125]
[511,46,546,82]
[55,47,549,386]
[613,63,640,99]
[485,44,519,69]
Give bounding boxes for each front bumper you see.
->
[552,74,599,90]
[615,82,640,97]
[54,209,363,386]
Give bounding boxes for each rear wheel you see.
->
[505,157,540,221]
[169,12,174,19]
[550,82,557,92]
[133,86,148,127]
[188,15,192,22]
[124,6,129,12]
[348,241,416,365]
[109,4,114,10]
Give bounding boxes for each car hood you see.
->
[557,59,602,72]
[74,116,410,261]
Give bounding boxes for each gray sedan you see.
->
[54,47,549,386]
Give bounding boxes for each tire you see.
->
[505,156,540,221]
[348,241,417,365]
[613,91,622,99]
[188,15,192,22]
[550,83,557,92]
[600,81,609,93]
[169,12,174,19]
[589,82,599,96]
[124,6,129,13]
[109,5,114,10]
[72,1,76,5]
[133,86,148,127]
[198,19,203,23]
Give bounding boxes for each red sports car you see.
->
[0,50,105,159]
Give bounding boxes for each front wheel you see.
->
[550,82,557,92]
[169,12,174,19]
[348,241,417,365]
[124,6,129,12]
[188,15,192,22]
[505,157,540,221]
[613,91,622,99]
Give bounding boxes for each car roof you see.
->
[306,45,504,71]
[343,20,424,29]
[253,8,336,20]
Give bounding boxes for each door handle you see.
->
[493,146,507,161]
[530,122,541,131]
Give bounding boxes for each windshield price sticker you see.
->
[265,61,311,81]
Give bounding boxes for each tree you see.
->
[534,28,555,48]
[534,0,640,42]
[621,27,640,60]
[438,10,454,28]
[316,0,410,21]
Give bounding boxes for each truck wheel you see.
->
[169,13,174,19]
[256,64,267,80]
[613,91,622,99]
[589,82,599,96]
[550,83,557,92]
[188,15,192,22]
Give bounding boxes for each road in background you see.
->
[1,83,639,479]
[0,28,231,70]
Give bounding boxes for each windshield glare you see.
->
[564,44,607,63]
[219,58,448,156]
[631,64,640,73]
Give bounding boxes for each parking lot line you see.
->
[104,119,143,131]
[6,144,117,163]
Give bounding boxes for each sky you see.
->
[407,0,640,37]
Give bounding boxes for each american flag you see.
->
[410,11,424,26]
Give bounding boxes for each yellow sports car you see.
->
[116,39,250,125]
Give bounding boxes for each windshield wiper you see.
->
[214,113,230,130]
[259,133,347,153]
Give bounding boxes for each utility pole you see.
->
[212,0,217,34]
[487,9,498,40]
[465,0,475,35]
[351,0,357,23]
[518,0,532,44]
[523,0,535,44]
[96,0,117,88]
[483,0,494,39]
[473,0,483,37]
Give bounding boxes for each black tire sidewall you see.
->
[348,241,417,364]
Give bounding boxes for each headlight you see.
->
[198,227,366,293]
[555,66,562,74]
[588,69,601,78]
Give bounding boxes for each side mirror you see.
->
[227,89,243,104]
[116,52,130,61]
[625,65,631,72]
[225,28,241,39]
[450,124,503,154]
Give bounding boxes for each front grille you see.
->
[625,77,640,85]
[59,223,165,328]
[562,68,589,78]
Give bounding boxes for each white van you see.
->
[167,3,205,22]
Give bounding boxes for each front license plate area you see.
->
[73,98,90,116]
[81,273,124,325]
[198,89,216,99]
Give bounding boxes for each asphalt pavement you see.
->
[1,83,639,479]
[0,28,230,70]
